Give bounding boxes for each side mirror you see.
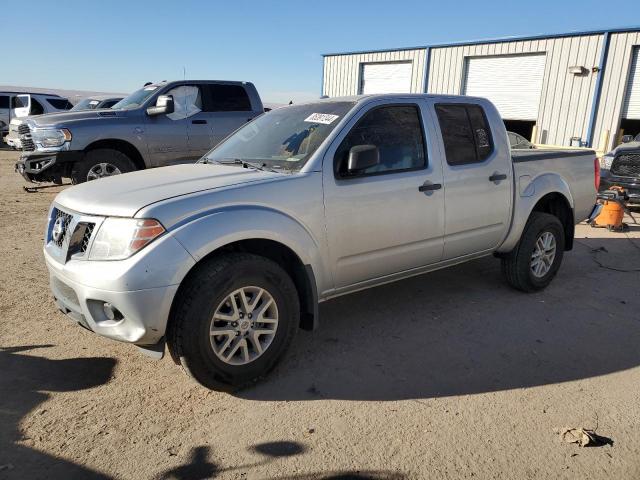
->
[347,145,379,174]
[146,95,174,116]
[621,134,633,143]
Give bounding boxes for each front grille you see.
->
[81,224,95,253]
[51,208,73,247]
[611,153,640,177]
[18,123,35,151]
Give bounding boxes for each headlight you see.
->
[600,154,614,169]
[89,218,165,260]
[31,128,72,147]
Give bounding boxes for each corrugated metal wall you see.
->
[323,31,640,150]
[427,35,603,146]
[322,49,427,97]
[593,31,640,150]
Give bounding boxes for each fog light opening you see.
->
[103,302,124,321]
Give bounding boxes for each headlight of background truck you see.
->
[89,218,165,261]
[31,128,72,148]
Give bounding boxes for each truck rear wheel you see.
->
[71,149,136,184]
[167,253,299,391]
[501,212,565,292]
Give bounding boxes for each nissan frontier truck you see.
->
[43,94,601,390]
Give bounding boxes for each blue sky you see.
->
[3,0,638,103]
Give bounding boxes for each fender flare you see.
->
[497,173,575,253]
[169,206,329,302]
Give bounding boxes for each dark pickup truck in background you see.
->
[600,133,640,204]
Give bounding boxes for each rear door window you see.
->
[204,84,252,112]
[435,103,494,165]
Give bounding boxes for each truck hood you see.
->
[55,163,284,217]
[28,109,125,128]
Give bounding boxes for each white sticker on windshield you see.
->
[144,86,158,91]
[304,113,339,124]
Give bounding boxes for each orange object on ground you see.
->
[592,186,627,231]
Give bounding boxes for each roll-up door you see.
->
[463,54,546,120]
[622,47,640,119]
[360,62,413,94]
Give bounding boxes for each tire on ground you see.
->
[501,212,565,292]
[167,253,300,391]
[71,148,136,184]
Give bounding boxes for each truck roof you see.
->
[305,93,493,105]
[0,90,62,97]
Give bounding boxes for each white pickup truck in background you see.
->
[44,94,600,390]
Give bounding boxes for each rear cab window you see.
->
[334,104,427,177]
[435,103,493,165]
[0,95,9,108]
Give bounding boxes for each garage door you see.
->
[463,54,546,120]
[360,62,413,94]
[622,47,640,119]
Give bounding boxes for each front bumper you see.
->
[15,150,82,182]
[600,171,640,204]
[44,229,195,345]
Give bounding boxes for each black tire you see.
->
[71,148,136,184]
[501,212,565,292]
[167,253,299,391]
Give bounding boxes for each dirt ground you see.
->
[1,148,639,480]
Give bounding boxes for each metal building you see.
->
[322,27,640,152]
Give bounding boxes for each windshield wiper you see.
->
[209,158,280,173]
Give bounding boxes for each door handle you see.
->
[418,182,442,192]
[489,173,507,182]
[192,119,207,124]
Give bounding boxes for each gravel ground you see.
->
[1,149,639,480]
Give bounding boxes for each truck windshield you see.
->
[203,101,356,171]
[111,86,160,110]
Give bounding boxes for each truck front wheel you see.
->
[167,253,299,391]
[501,212,565,292]
[71,149,136,184]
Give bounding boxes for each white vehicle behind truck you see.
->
[2,92,72,148]
[44,94,600,390]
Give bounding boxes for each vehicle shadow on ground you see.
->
[0,345,116,479]
[155,442,405,479]
[240,237,640,402]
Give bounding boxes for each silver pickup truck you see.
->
[44,94,600,390]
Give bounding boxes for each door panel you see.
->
[143,113,189,166]
[432,101,513,259]
[323,101,445,289]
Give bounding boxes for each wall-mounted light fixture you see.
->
[568,66,588,75]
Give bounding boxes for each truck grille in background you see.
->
[610,153,640,177]
[18,123,35,151]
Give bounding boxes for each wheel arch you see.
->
[498,174,575,253]
[169,237,319,345]
[84,139,146,170]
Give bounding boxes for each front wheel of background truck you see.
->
[167,253,299,391]
[71,149,136,184]
[501,212,565,292]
